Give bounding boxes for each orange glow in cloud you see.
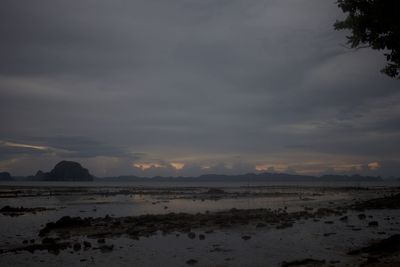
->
[133,163,163,170]
[255,164,287,172]
[133,162,185,171]
[255,164,268,171]
[368,161,380,170]
[332,164,363,172]
[170,162,185,170]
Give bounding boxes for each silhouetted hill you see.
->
[0,172,13,181]
[46,161,93,181]
[26,161,94,181]
[29,170,49,181]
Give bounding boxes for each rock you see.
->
[83,241,92,248]
[186,259,198,265]
[368,221,379,227]
[97,238,106,244]
[281,258,325,267]
[339,216,348,221]
[98,244,114,253]
[187,232,196,239]
[0,206,48,216]
[323,233,336,237]
[362,257,380,265]
[199,234,205,240]
[348,234,400,255]
[42,237,58,245]
[276,222,293,229]
[241,235,251,240]
[352,194,400,210]
[358,214,367,220]
[45,161,93,181]
[256,222,266,228]
[73,243,81,251]
[5,241,71,255]
[39,216,91,236]
[206,188,225,194]
[57,216,91,227]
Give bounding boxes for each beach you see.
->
[0,182,399,266]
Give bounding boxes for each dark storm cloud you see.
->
[1,0,399,177]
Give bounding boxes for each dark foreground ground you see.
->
[0,184,400,266]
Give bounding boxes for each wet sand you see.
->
[0,184,400,266]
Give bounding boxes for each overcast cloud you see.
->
[1,0,399,177]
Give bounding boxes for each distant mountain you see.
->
[319,174,383,182]
[99,172,383,182]
[29,161,94,181]
[386,176,400,182]
[0,172,13,181]
[17,161,388,182]
[28,170,48,181]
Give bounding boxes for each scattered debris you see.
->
[281,258,325,267]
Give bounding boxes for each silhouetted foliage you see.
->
[334,0,400,78]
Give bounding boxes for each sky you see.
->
[1,0,399,178]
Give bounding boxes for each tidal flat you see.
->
[0,183,400,267]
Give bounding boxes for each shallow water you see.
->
[0,183,399,266]
[1,209,399,267]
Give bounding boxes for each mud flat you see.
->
[0,184,399,266]
[0,205,53,216]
